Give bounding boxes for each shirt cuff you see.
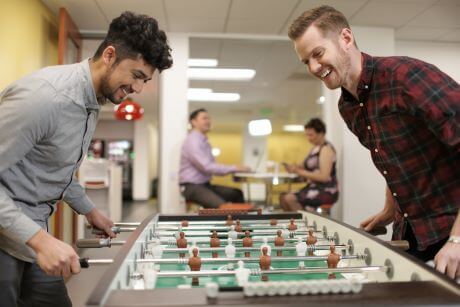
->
[4,214,42,245]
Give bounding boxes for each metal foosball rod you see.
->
[152,265,388,278]
[157,219,305,226]
[114,222,141,227]
[76,238,409,251]
[78,255,367,268]
[136,254,364,264]
[75,238,333,249]
[160,245,348,253]
[155,230,323,237]
[156,225,316,231]
[86,225,137,236]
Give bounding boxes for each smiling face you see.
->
[191,111,212,134]
[293,25,353,90]
[99,47,155,104]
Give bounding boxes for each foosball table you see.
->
[79,211,460,306]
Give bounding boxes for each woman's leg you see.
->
[282,193,303,212]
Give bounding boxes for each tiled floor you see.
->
[66,199,157,307]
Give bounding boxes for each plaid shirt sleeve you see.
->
[401,59,460,153]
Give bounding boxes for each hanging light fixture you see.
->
[114,98,144,121]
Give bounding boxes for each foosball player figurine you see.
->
[235,219,243,232]
[242,230,253,257]
[210,230,220,258]
[327,244,340,279]
[306,229,317,256]
[181,220,189,227]
[288,218,297,231]
[188,248,201,286]
[274,229,285,256]
[177,231,187,258]
[259,246,271,281]
[226,215,233,226]
[270,218,277,226]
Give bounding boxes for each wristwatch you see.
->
[447,236,460,244]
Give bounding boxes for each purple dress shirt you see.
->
[179,130,237,184]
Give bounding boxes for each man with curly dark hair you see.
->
[0,11,172,306]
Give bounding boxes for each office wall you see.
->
[396,41,460,82]
[0,0,58,90]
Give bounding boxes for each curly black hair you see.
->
[94,11,172,72]
[304,118,326,134]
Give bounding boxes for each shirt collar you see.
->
[79,59,100,111]
[191,129,207,140]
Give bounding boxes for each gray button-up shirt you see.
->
[0,59,100,262]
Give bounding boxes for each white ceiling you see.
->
[42,0,460,132]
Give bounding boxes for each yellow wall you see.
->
[208,132,243,189]
[209,131,312,198]
[0,0,58,230]
[0,0,58,90]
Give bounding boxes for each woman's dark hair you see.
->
[304,118,326,134]
[189,108,207,122]
[93,11,172,72]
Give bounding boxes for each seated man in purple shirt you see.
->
[180,108,251,208]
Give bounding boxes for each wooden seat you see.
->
[198,203,261,216]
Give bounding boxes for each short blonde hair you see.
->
[288,5,352,40]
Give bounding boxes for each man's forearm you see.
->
[383,186,397,213]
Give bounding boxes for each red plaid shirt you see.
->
[339,53,460,250]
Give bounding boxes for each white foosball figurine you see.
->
[228,225,238,240]
[281,225,290,239]
[131,272,145,290]
[150,238,164,259]
[175,225,183,239]
[260,237,271,256]
[235,260,251,286]
[143,268,158,289]
[225,237,236,259]
[295,237,307,269]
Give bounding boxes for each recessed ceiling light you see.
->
[187,58,218,67]
[187,88,240,102]
[283,125,304,132]
[188,68,256,81]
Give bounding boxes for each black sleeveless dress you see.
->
[294,142,339,208]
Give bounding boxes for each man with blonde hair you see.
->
[289,5,459,278]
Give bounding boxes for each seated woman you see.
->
[280,118,338,212]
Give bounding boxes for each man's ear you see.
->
[102,46,116,66]
[340,28,354,50]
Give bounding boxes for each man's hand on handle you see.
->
[360,186,396,232]
[27,229,81,278]
[85,208,116,238]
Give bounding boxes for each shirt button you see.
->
[367,125,371,130]
[403,213,408,218]
[364,85,369,89]
[393,192,397,197]
[374,148,379,153]
[359,103,364,107]
[383,170,388,175]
